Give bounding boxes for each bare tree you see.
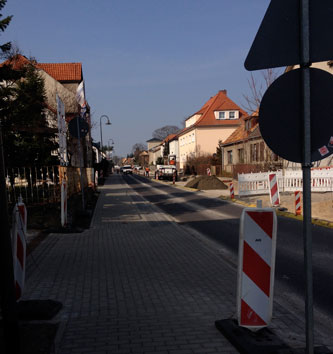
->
[132,143,147,162]
[152,125,180,140]
[242,69,281,114]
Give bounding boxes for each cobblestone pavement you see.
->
[23,175,333,353]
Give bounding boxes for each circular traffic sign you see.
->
[68,116,89,138]
[259,68,333,163]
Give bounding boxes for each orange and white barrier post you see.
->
[295,191,302,216]
[237,208,277,330]
[11,196,27,301]
[268,173,280,206]
[173,171,176,185]
[61,180,68,227]
[230,182,235,199]
[207,168,211,176]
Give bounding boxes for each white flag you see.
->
[76,81,86,108]
[56,94,68,166]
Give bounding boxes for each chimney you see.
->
[220,89,227,95]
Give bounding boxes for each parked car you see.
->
[155,165,177,181]
[122,165,133,174]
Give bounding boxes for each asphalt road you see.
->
[124,173,333,334]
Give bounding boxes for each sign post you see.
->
[300,1,314,351]
[244,1,333,351]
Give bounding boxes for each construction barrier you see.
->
[11,196,27,301]
[61,180,68,227]
[237,208,277,330]
[207,168,211,176]
[238,168,333,196]
[295,191,302,215]
[238,171,283,196]
[268,173,280,206]
[230,182,235,199]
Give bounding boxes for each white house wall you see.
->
[169,140,179,160]
[179,130,196,168]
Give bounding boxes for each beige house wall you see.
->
[38,69,79,114]
[223,138,284,173]
[291,61,333,74]
[178,126,237,169]
[196,127,236,155]
[185,114,201,128]
[147,140,161,151]
[153,147,162,164]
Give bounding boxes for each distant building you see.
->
[177,90,246,169]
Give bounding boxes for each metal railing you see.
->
[6,166,60,206]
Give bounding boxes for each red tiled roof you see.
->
[177,90,247,137]
[194,90,247,127]
[223,111,259,145]
[163,134,177,143]
[0,54,82,82]
[36,62,82,82]
[0,54,30,70]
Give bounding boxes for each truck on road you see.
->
[155,165,177,181]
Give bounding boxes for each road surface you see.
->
[123,173,333,337]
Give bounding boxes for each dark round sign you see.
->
[259,68,333,163]
[68,116,89,138]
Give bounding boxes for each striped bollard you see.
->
[230,182,235,199]
[295,191,301,216]
[268,173,280,206]
[11,196,27,301]
[237,208,277,330]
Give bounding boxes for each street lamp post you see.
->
[108,139,114,160]
[99,115,111,156]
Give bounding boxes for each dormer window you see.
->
[215,110,239,120]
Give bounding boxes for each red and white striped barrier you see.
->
[295,191,301,216]
[268,173,280,206]
[230,183,235,199]
[61,180,68,227]
[11,196,27,301]
[237,208,277,330]
[207,168,211,176]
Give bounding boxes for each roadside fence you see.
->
[6,166,61,206]
[238,168,333,196]
[6,165,96,207]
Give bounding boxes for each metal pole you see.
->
[0,126,20,353]
[99,115,111,159]
[300,0,314,353]
[100,116,103,155]
[75,117,85,210]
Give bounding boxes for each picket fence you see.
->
[238,168,333,196]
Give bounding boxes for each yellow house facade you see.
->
[178,90,246,169]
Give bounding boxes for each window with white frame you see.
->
[229,111,235,119]
[218,111,225,119]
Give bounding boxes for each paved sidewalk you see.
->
[23,175,332,353]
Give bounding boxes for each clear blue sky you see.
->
[3,0,270,157]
